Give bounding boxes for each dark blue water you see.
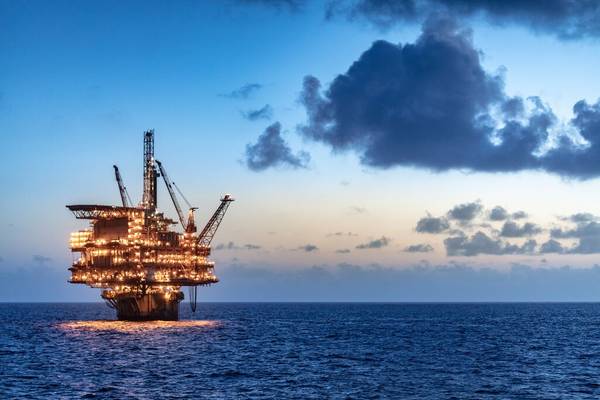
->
[2,303,600,399]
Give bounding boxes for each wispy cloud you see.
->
[404,244,434,253]
[356,237,390,250]
[241,104,273,121]
[349,206,367,215]
[214,242,262,251]
[327,231,358,237]
[296,244,319,252]
[221,83,263,99]
[235,0,303,12]
[33,255,52,264]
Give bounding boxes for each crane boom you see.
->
[113,165,131,207]
[155,160,186,227]
[197,195,234,247]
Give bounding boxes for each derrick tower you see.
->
[67,130,233,320]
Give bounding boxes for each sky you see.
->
[4,0,600,301]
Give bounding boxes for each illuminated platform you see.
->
[67,130,233,320]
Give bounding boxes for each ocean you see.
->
[2,303,600,399]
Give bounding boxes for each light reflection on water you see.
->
[58,319,220,332]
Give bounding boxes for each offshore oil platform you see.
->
[67,130,233,320]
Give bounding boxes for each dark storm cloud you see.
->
[329,0,600,39]
[222,83,263,99]
[499,221,542,238]
[297,244,319,252]
[415,216,449,234]
[404,243,434,253]
[356,236,391,249]
[32,255,52,264]
[298,17,600,179]
[489,206,509,221]
[241,104,274,121]
[245,122,310,171]
[444,231,536,256]
[540,239,565,254]
[447,202,482,222]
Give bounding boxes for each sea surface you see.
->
[2,303,600,399]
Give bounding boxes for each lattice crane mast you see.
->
[113,165,132,207]
[197,194,234,247]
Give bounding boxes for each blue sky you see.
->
[3,1,600,301]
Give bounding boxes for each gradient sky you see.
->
[4,1,600,301]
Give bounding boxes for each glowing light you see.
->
[68,206,218,298]
[58,320,220,332]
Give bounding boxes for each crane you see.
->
[155,160,186,228]
[197,194,234,247]
[113,165,132,207]
[173,182,193,209]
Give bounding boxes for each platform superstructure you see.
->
[67,130,233,320]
